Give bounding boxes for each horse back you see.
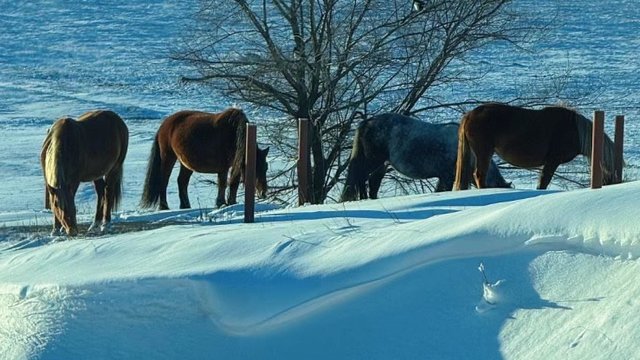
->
[159,109,246,173]
[359,113,457,180]
[463,104,580,167]
[75,110,129,181]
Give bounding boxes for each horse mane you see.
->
[574,112,617,181]
[43,118,78,215]
[228,108,249,181]
[44,118,76,188]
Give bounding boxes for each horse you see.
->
[454,103,617,190]
[340,112,511,202]
[41,110,129,236]
[140,108,269,210]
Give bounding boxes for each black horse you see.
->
[341,112,511,201]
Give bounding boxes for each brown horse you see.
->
[41,110,129,236]
[140,108,269,210]
[454,103,617,190]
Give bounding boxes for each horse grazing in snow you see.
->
[41,110,128,236]
[141,108,269,210]
[454,103,617,190]
[341,112,511,202]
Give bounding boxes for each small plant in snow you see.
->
[475,262,506,314]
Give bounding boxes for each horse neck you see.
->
[575,115,615,177]
[575,115,592,158]
[231,112,248,175]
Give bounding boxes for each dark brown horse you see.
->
[140,108,269,210]
[454,103,617,190]
[41,110,129,236]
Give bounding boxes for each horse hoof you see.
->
[87,222,99,233]
[100,222,112,233]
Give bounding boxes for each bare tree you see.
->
[175,0,535,204]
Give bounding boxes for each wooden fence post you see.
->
[297,118,310,205]
[244,123,256,223]
[590,110,604,189]
[614,115,625,184]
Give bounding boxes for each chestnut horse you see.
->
[140,108,269,210]
[41,110,129,236]
[340,113,511,202]
[454,103,617,190]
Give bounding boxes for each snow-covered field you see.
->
[1,1,639,359]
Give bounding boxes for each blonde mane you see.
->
[44,130,65,188]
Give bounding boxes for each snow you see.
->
[1,184,640,359]
[1,0,640,359]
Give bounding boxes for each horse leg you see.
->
[101,171,121,232]
[67,182,80,236]
[52,217,62,235]
[177,165,193,209]
[538,162,560,190]
[474,154,492,188]
[227,168,241,206]
[368,165,386,199]
[48,190,63,236]
[159,153,177,210]
[88,178,106,232]
[357,178,368,200]
[216,169,229,207]
[436,174,454,192]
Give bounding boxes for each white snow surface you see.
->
[1,184,640,359]
[2,0,640,359]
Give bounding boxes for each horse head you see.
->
[602,133,621,186]
[48,185,78,236]
[256,146,270,199]
[340,184,358,202]
[602,159,621,186]
[486,161,513,189]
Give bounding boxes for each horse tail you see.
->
[109,162,124,211]
[109,124,128,211]
[340,120,367,202]
[41,129,52,209]
[454,114,472,190]
[230,108,248,182]
[140,133,163,208]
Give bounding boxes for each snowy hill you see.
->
[1,0,640,358]
[1,182,640,359]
